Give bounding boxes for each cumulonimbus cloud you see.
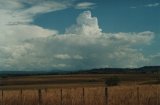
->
[0,9,156,71]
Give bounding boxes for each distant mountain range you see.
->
[74,66,160,74]
[0,66,160,77]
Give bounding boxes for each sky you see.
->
[0,0,160,71]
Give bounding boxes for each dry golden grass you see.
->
[62,88,83,105]
[0,90,2,104]
[42,88,61,105]
[108,86,138,105]
[138,85,160,105]
[22,90,38,105]
[108,85,160,105]
[0,85,160,105]
[84,87,106,105]
[2,90,21,105]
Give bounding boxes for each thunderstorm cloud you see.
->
[0,0,158,71]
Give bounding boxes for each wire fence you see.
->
[0,85,160,105]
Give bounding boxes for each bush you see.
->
[105,77,120,86]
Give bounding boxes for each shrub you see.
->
[105,77,120,86]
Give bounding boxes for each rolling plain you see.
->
[0,73,160,105]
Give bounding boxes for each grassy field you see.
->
[0,73,160,87]
[0,74,160,105]
[0,85,160,105]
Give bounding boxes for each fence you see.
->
[0,86,106,105]
[0,85,160,105]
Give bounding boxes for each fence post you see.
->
[20,89,23,104]
[61,89,63,105]
[2,90,3,105]
[82,88,85,105]
[156,86,159,105]
[38,89,42,105]
[105,86,108,105]
[137,86,140,105]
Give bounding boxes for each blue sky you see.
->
[34,0,160,55]
[34,0,160,33]
[0,0,160,71]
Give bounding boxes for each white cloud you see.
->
[0,1,158,71]
[130,6,137,9]
[0,25,57,44]
[145,3,159,7]
[149,53,160,66]
[0,10,156,71]
[0,0,69,25]
[66,11,102,37]
[75,2,96,9]
[54,54,71,60]
[23,1,69,16]
[0,0,70,46]
[108,31,154,45]
[0,0,24,10]
[54,54,83,60]
[130,2,159,9]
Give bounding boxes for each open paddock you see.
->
[0,84,160,105]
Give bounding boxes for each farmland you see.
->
[0,73,160,105]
